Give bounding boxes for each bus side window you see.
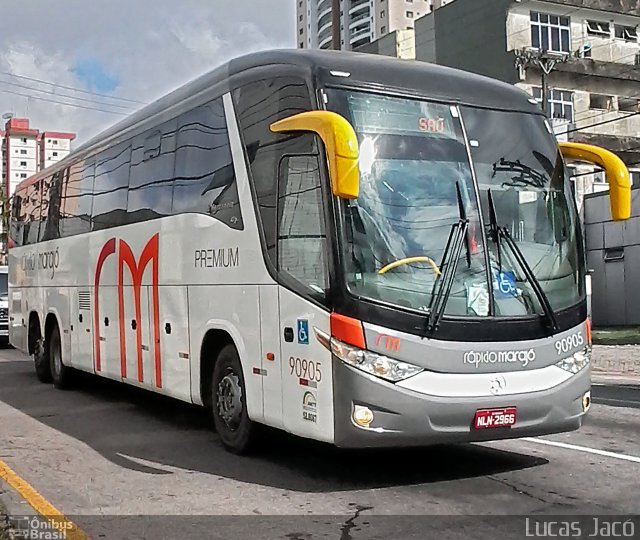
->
[40,170,64,242]
[23,182,42,246]
[233,76,313,268]
[172,97,242,229]
[277,151,329,299]
[92,142,132,231]
[129,120,176,224]
[9,194,23,247]
[61,160,95,237]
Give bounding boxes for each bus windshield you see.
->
[326,89,584,319]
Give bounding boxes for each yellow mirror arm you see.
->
[270,111,360,199]
[559,142,631,221]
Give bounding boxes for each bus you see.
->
[7,50,630,453]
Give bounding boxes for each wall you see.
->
[508,2,640,64]
[584,186,640,326]
[415,0,518,83]
[414,12,437,62]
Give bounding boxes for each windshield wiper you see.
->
[486,189,502,270]
[486,188,558,332]
[426,182,469,332]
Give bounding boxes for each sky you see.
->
[0,0,295,144]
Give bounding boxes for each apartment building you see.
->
[296,0,455,50]
[412,0,640,209]
[1,117,75,198]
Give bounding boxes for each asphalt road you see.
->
[0,346,639,540]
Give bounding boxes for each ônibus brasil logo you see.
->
[463,349,536,368]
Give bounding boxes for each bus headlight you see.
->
[331,339,423,382]
[555,347,591,374]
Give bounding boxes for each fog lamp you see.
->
[353,405,374,428]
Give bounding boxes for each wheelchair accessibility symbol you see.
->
[494,271,517,298]
[297,319,309,345]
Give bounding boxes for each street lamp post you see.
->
[515,48,569,116]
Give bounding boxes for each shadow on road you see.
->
[0,359,548,492]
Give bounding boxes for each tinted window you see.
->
[129,119,177,223]
[233,77,312,266]
[9,194,23,247]
[40,171,63,241]
[61,160,94,237]
[92,142,131,230]
[23,182,42,245]
[172,98,242,229]
[277,153,328,298]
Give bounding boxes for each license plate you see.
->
[474,407,517,429]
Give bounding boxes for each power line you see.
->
[0,69,147,105]
[0,78,138,111]
[0,86,129,115]
[556,110,640,136]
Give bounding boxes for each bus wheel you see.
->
[34,337,52,383]
[211,344,255,454]
[48,325,72,390]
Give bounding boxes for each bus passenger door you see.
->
[276,152,334,443]
[278,288,332,442]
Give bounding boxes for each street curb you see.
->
[592,373,640,385]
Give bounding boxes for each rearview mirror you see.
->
[270,111,360,199]
[559,142,631,221]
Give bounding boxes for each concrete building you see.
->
[296,0,455,51]
[412,0,640,210]
[357,27,417,58]
[1,118,75,198]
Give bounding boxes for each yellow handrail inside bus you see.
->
[270,111,360,199]
[378,256,442,276]
[559,142,631,221]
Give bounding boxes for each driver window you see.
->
[277,151,328,299]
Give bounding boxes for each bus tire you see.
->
[34,337,52,384]
[48,324,73,390]
[211,344,255,454]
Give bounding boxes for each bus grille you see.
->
[0,308,7,320]
[78,291,91,311]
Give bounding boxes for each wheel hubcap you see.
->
[217,371,243,430]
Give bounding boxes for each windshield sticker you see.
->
[467,283,489,316]
[494,271,518,298]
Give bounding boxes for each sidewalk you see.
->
[592,344,640,381]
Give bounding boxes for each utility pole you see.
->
[515,49,569,115]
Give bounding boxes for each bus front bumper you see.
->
[332,358,590,448]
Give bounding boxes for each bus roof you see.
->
[14,49,540,194]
